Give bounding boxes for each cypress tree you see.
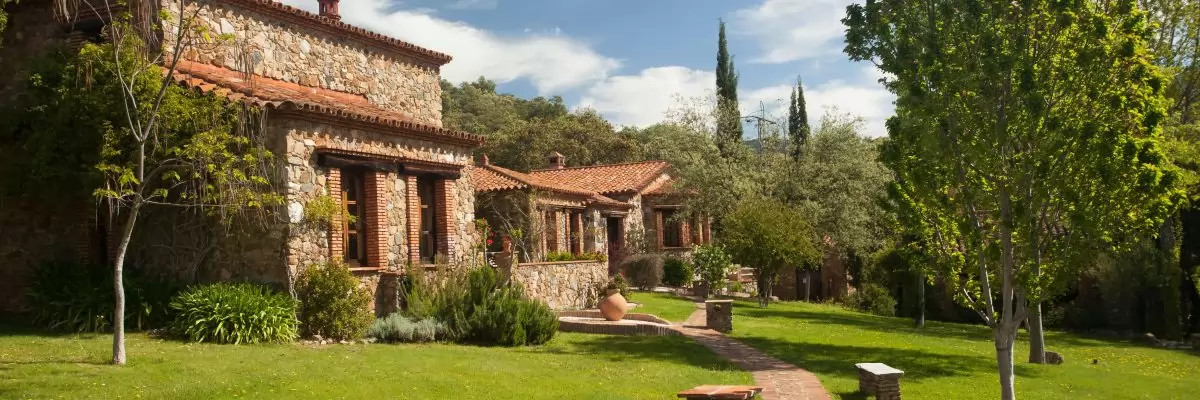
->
[788,77,809,161]
[715,20,742,154]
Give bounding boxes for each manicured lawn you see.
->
[0,329,750,399]
[629,291,699,323]
[726,300,1200,399]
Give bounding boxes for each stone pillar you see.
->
[856,363,904,400]
[705,300,733,332]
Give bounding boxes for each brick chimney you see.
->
[318,0,340,21]
[547,152,565,169]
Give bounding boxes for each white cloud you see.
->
[733,0,854,64]
[743,68,894,137]
[279,0,619,94]
[577,66,716,127]
[446,0,498,11]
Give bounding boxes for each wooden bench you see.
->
[855,362,904,399]
[677,385,763,400]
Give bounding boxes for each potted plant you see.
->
[598,274,629,321]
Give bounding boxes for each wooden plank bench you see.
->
[855,362,904,399]
[677,385,763,400]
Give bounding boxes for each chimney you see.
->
[479,154,490,166]
[318,0,340,21]
[548,152,565,169]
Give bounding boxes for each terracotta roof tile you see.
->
[529,161,671,194]
[168,60,482,146]
[472,163,630,209]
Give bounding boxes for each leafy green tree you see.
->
[715,20,742,155]
[28,2,284,365]
[692,244,733,298]
[846,1,1183,397]
[787,112,891,258]
[723,198,820,306]
[788,77,810,161]
[482,110,642,171]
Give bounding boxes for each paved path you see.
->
[675,303,831,400]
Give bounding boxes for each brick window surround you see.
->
[328,167,388,269]
[406,175,456,264]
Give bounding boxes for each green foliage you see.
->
[27,258,178,333]
[543,251,608,263]
[602,273,632,300]
[788,77,810,161]
[839,284,898,317]
[693,244,733,295]
[303,195,356,227]
[168,283,297,344]
[662,256,695,287]
[404,266,557,346]
[296,262,374,341]
[622,254,664,289]
[367,314,446,343]
[723,199,820,306]
[786,113,892,257]
[481,109,643,171]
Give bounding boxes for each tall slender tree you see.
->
[788,77,810,161]
[715,20,743,155]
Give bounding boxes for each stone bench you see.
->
[855,362,904,399]
[677,385,763,400]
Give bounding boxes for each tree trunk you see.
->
[1158,219,1183,339]
[1027,303,1046,363]
[914,270,925,328]
[802,269,812,302]
[111,203,141,366]
[996,339,1017,400]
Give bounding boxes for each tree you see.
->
[722,198,820,307]
[846,1,1182,398]
[482,110,642,171]
[788,77,810,161]
[46,1,283,365]
[715,20,742,155]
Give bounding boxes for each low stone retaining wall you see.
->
[509,260,607,310]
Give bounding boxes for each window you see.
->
[569,211,582,254]
[544,209,560,252]
[661,209,683,248]
[341,170,368,265]
[417,177,439,263]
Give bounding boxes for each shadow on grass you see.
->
[733,337,999,383]
[556,334,743,372]
[734,304,989,344]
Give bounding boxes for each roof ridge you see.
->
[482,164,595,196]
[529,159,669,172]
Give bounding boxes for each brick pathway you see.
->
[675,303,831,400]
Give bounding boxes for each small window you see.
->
[417,177,439,263]
[661,209,683,248]
[342,170,368,265]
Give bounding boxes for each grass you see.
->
[0,329,750,399]
[726,300,1200,400]
[628,291,699,323]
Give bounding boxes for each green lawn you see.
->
[0,329,749,399]
[726,300,1200,399]
[629,291,699,323]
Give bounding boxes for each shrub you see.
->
[662,256,694,287]
[543,251,608,262]
[622,254,663,289]
[604,273,632,300]
[296,262,375,341]
[404,266,557,346]
[693,244,733,295]
[28,258,178,333]
[368,313,446,343]
[840,283,897,317]
[545,251,574,262]
[168,283,297,344]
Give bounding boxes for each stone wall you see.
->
[510,260,607,310]
[162,0,444,126]
[277,116,478,277]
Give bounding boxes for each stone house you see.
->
[0,0,481,313]
[474,153,713,267]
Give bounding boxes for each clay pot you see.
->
[599,289,628,321]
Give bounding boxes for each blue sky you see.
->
[280,0,894,136]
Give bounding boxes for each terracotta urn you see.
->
[599,288,628,321]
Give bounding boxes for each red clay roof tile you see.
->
[168,60,482,146]
[472,163,630,208]
[529,160,671,194]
